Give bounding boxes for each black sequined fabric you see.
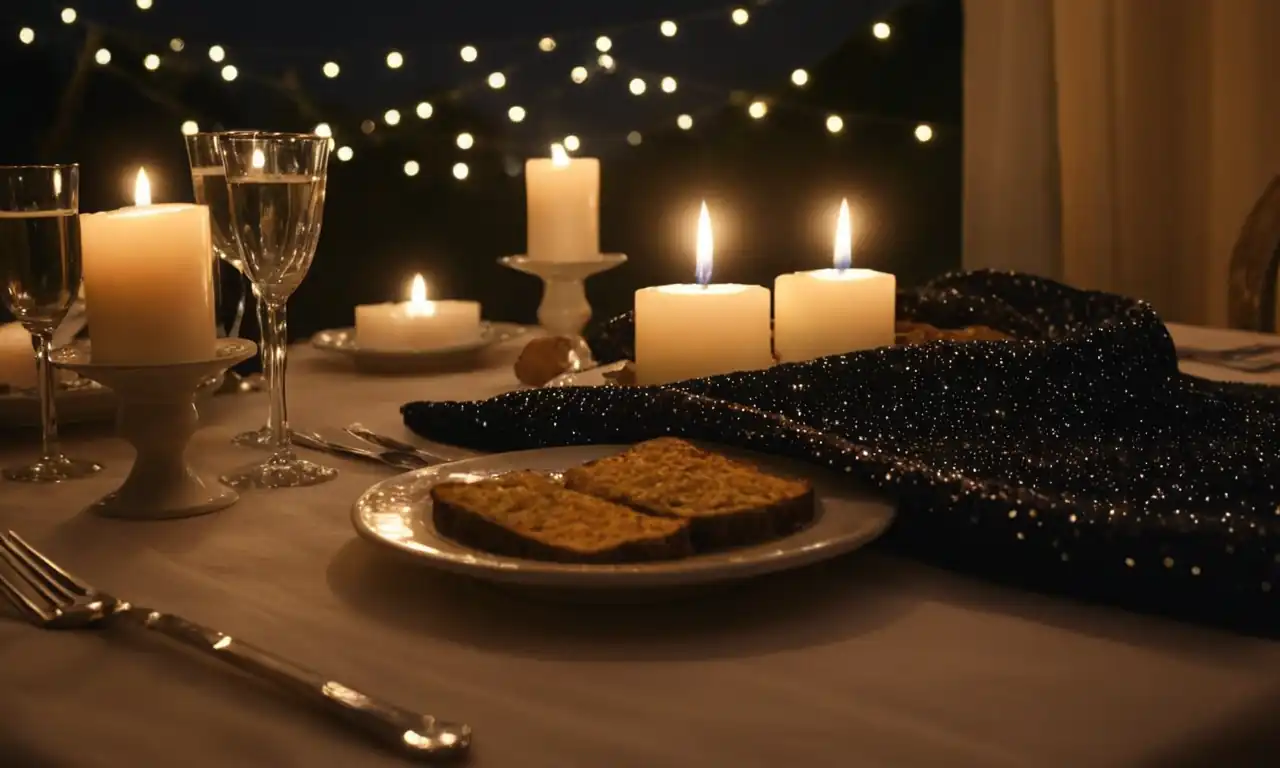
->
[404,271,1280,633]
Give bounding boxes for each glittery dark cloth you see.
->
[404,271,1280,633]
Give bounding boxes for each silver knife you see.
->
[344,424,446,465]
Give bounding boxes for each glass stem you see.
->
[263,302,290,456]
[33,330,60,461]
[255,294,277,434]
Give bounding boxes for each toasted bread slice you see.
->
[430,471,694,563]
[563,438,815,549]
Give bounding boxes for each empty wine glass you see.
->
[217,133,335,490]
[185,131,275,448]
[0,164,102,482]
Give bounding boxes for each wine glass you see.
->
[0,164,102,482]
[217,133,335,490]
[185,131,275,448]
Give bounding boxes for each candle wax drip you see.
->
[405,270,1280,634]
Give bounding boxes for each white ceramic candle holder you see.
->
[52,338,256,521]
[499,254,626,362]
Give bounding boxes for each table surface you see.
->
[1,323,1278,768]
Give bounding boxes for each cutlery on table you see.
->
[291,430,429,471]
[0,531,471,761]
[344,424,447,465]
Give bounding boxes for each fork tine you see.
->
[3,531,90,595]
[0,569,54,623]
[0,533,81,603]
[0,544,65,609]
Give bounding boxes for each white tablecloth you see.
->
[1,324,1278,768]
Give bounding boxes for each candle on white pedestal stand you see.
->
[635,202,773,385]
[354,274,482,351]
[80,168,217,365]
[525,144,600,263]
[773,199,896,363]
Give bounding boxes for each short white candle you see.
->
[80,169,216,365]
[635,202,772,385]
[0,322,36,389]
[525,144,600,262]
[774,199,896,362]
[355,274,481,351]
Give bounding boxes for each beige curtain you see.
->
[964,0,1280,325]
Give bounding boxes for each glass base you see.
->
[231,426,288,448]
[3,455,103,483]
[220,452,338,490]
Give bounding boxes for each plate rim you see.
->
[312,321,526,359]
[351,443,896,588]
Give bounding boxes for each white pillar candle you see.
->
[525,144,600,262]
[774,199,896,363]
[355,274,482,351]
[635,202,773,385]
[0,322,36,389]
[80,169,216,365]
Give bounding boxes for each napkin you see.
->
[403,271,1280,633]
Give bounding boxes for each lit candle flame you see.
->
[407,274,436,317]
[695,200,713,286]
[251,148,266,170]
[834,198,851,271]
[550,142,570,167]
[134,168,152,206]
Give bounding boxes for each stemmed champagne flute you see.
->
[0,164,101,482]
[184,131,276,448]
[218,133,336,490]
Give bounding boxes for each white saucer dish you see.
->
[352,444,896,590]
[312,322,527,374]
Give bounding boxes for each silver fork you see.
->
[0,531,471,761]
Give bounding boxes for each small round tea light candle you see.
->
[774,199,896,362]
[355,274,481,351]
[0,322,37,389]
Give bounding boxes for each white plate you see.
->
[352,444,896,589]
[0,373,224,429]
[545,360,630,388]
[312,322,527,373]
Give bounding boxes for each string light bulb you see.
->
[731,7,749,25]
[791,69,809,86]
[660,20,678,37]
[169,38,184,52]
[360,120,375,135]
[144,54,160,71]
[825,115,844,134]
[626,131,642,146]
[598,54,615,71]
[403,160,420,177]
[748,100,768,119]
[677,114,693,130]
[208,45,225,63]
[18,28,34,45]
[915,124,934,142]
[180,120,199,136]
[571,66,589,84]
[313,123,332,138]
[384,109,401,126]
[873,22,891,40]
[487,72,506,89]
[460,45,477,63]
[61,8,77,24]
[386,51,403,69]
[322,61,340,78]
[94,48,111,65]
[595,36,612,53]
[538,37,556,52]
[221,64,238,81]
[508,106,526,123]
[456,132,475,150]
[136,0,153,9]
[415,102,433,119]
[452,162,469,180]
[629,78,646,95]
[336,146,353,162]
[661,76,677,93]
[563,135,581,152]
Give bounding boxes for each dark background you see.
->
[0,0,962,339]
